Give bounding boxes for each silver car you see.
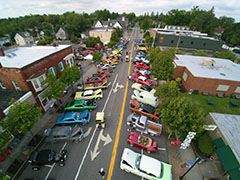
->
[44,126,84,143]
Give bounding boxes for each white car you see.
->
[120,148,172,180]
[131,83,156,94]
[131,90,158,108]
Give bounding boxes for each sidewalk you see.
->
[167,135,224,180]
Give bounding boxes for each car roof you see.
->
[51,126,72,137]
[142,104,155,114]
[83,90,94,96]
[79,110,89,118]
[122,148,138,168]
[139,155,161,177]
[138,76,147,81]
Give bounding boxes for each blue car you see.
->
[55,110,91,125]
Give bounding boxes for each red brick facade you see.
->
[173,66,240,96]
[0,46,74,111]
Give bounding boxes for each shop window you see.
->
[0,80,6,89]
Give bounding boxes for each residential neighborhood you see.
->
[0,4,240,180]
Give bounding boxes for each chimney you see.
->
[0,48,5,56]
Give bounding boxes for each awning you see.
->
[228,169,240,180]
[216,145,239,172]
[213,138,225,149]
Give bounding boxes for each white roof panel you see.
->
[0,45,71,68]
[175,55,240,82]
[121,148,138,168]
[210,113,240,162]
[140,155,161,177]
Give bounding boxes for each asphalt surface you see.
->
[18,25,170,180]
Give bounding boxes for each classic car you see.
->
[120,148,172,180]
[55,110,91,125]
[131,83,156,94]
[84,81,109,90]
[134,62,150,70]
[86,77,106,84]
[74,89,103,100]
[127,131,158,153]
[44,126,84,143]
[129,75,153,87]
[64,99,97,111]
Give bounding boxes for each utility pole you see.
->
[179,157,201,180]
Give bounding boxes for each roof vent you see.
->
[220,73,226,76]
[201,59,216,67]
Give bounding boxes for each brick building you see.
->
[173,55,240,96]
[0,45,75,112]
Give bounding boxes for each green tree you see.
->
[70,35,79,43]
[0,99,41,135]
[155,80,180,100]
[147,47,161,63]
[151,50,175,81]
[213,50,238,62]
[44,73,64,105]
[160,96,205,140]
[84,36,102,48]
[92,51,103,63]
[192,50,209,57]
[60,65,81,92]
[145,35,153,47]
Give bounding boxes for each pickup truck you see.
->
[127,113,162,136]
[129,99,160,122]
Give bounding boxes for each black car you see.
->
[28,149,67,171]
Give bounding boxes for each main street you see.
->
[19,25,169,180]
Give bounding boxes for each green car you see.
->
[64,99,97,111]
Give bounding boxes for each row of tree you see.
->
[137,6,240,46]
[0,65,81,155]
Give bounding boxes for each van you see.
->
[125,55,129,62]
[131,90,158,108]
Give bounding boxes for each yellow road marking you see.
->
[107,31,136,180]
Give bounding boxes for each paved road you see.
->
[19,25,169,180]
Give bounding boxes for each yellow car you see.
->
[84,80,109,90]
[137,47,147,51]
[131,83,156,94]
[75,89,103,100]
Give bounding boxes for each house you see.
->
[173,55,240,96]
[56,27,69,40]
[150,28,223,51]
[0,45,75,112]
[0,37,10,47]
[14,31,34,46]
[89,28,114,44]
[207,113,240,180]
[81,31,89,39]
[93,17,128,29]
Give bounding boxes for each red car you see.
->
[92,71,111,79]
[86,77,106,84]
[129,75,152,86]
[127,131,158,153]
[134,62,150,70]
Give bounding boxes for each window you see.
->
[58,61,65,72]
[65,57,74,67]
[171,40,174,44]
[182,72,188,81]
[191,41,194,45]
[203,43,206,46]
[11,80,21,90]
[216,84,229,92]
[180,41,183,44]
[48,66,57,76]
[234,86,240,93]
[31,74,47,92]
[0,80,6,89]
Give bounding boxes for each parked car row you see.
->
[120,40,173,180]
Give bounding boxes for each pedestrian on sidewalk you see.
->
[99,168,105,179]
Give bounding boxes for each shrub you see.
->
[197,132,214,156]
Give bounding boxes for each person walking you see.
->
[99,168,105,179]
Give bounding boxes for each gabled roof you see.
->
[16,31,32,38]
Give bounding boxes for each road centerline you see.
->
[107,30,136,180]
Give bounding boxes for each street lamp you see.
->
[179,157,202,180]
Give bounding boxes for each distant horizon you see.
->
[0,0,239,22]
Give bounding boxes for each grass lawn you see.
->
[182,93,240,116]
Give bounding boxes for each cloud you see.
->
[0,0,239,22]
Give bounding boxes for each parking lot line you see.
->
[107,33,135,180]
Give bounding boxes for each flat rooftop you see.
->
[0,45,71,68]
[175,55,240,82]
[210,113,240,161]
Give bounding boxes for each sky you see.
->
[0,0,239,22]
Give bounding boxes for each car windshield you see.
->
[142,85,151,91]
